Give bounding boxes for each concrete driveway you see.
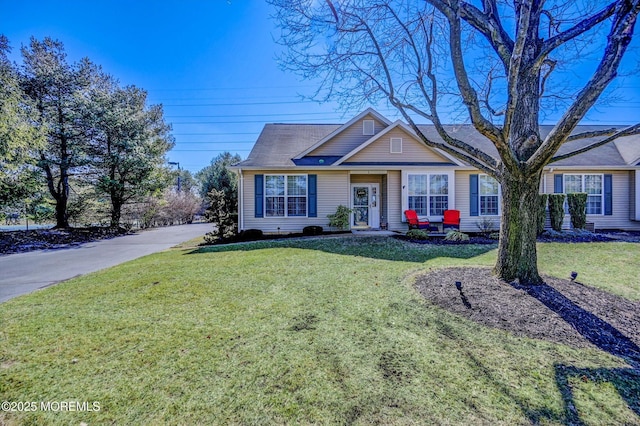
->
[0,223,212,303]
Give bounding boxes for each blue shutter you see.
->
[554,174,563,193]
[604,174,612,215]
[470,174,479,217]
[308,174,317,217]
[254,174,264,218]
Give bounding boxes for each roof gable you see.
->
[336,121,464,166]
[295,108,392,158]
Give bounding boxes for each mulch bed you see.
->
[415,267,640,368]
[0,227,130,256]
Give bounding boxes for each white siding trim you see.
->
[363,120,375,135]
[401,169,455,221]
[390,137,402,153]
[636,170,640,221]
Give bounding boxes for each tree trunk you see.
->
[494,170,543,284]
[109,185,124,228]
[110,201,122,228]
[54,191,69,228]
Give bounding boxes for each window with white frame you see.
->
[479,174,500,216]
[564,174,603,214]
[363,120,375,135]
[390,137,402,153]
[408,174,449,216]
[265,175,307,217]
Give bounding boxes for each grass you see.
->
[0,236,638,425]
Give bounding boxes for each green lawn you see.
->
[1,236,639,425]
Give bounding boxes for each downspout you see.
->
[238,169,244,232]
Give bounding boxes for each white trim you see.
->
[636,170,640,221]
[293,108,392,159]
[350,183,380,229]
[264,174,309,218]
[238,168,244,231]
[363,119,375,135]
[563,173,605,216]
[390,137,402,154]
[401,170,455,221]
[335,120,465,166]
[478,174,501,216]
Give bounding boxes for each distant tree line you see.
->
[0,36,186,228]
[1,35,243,231]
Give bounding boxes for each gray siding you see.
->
[540,170,640,231]
[387,171,404,231]
[347,128,450,163]
[310,114,389,156]
[241,170,350,233]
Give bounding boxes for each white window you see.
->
[479,174,500,216]
[363,120,375,135]
[390,137,402,153]
[564,174,603,215]
[408,174,449,216]
[265,175,307,217]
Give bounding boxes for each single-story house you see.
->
[231,108,640,233]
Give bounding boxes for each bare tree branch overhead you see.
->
[270,0,640,284]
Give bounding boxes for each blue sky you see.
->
[2,1,639,173]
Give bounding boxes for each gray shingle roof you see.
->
[236,124,340,167]
[235,121,640,168]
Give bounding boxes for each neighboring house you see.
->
[231,108,640,233]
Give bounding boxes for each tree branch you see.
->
[458,0,514,68]
[550,123,640,163]
[538,2,618,62]
[527,0,640,171]
[503,0,533,141]
[442,3,505,146]
[565,127,618,142]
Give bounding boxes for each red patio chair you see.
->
[443,209,461,230]
[404,210,431,230]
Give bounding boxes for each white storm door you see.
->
[351,184,380,229]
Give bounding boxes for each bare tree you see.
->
[270,0,640,284]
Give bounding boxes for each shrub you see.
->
[406,229,429,240]
[475,216,497,234]
[303,225,323,236]
[238,229,263,241]
[445,229,470,242]
[536,194,548,236]
[204,188,237,242]
[488,232,500,240]
[567,192,588,230]
[547,194,566,232]
[327,205,352,230]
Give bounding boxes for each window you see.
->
[363,120,375,135]
[265,175,307,217]
[390,137,402,153]
[479,175,499,216]
[564,174,603,214]
[408,174,448,216]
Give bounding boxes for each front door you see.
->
[351,184,380,229]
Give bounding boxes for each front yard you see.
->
[0,236,638,424]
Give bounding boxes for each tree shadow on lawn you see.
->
[511,282,640,422]
[187,235,497,263]
[554,365,640,424]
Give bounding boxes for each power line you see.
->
[176,141,256,145]
[163,100,321,107]
[172,149,252,152]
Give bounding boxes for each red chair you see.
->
[404,210,431,230]
[443,209,461,230]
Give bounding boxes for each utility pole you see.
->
[168,161,181,192]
